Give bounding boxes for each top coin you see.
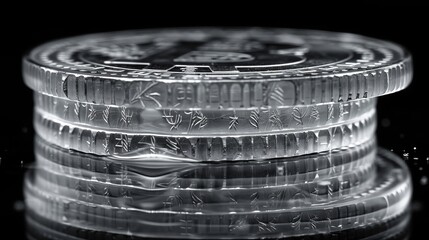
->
[23,28,412,109]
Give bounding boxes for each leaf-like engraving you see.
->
[150,136,156,154]
[130,82,162,108]
[269,84,284,105]
[121,135,129,152]
[292,213,302,231]
[328,104,334,120]
[309,215,318,230]
[88,104,96,121]
[292,107,307,125]
[250,192,259,210]
[162,109,183,131]
[310,106,320,120]
[229,113,239,130]
[229,217,247,232]
[102,106,110,125]
[166,137,181,151]
[74,102,80,118]
[328,183,333,199]
[256,216,278,232]
[249,109,260,129]
[228,192,238,204]
[269,109,283,129]
[115,134,129,152]
[102,138,109,154]
[103,186,110,197]
[185,111,208,131]
[120,106,133,127]
[191,192,204,209]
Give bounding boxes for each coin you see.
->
[35,92,375,135]
[23,28,412,108]
[34,108,376,159]
[25,207,410,240]
[35,136,376,189]
[24,149,411,238]
[33,161,375,211]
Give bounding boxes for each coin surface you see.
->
[23,28,412,108]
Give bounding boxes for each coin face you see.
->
[27,28,408,80]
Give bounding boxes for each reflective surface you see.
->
[25,142,410,239]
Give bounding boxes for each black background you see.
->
[0,5,427,239]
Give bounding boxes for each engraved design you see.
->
[191,192,204,209]
[228,192,238,204]
[310,106,320,120]
[102,138,109,154]
[130,82,162,108]
[162,109,183,131]
[150,136,156,154]
[166,137,181,151]
[185,111,208,131]
[228,218,247,232]
[250,192,259,210]
[291,213,302,231]
[249,109,260,129]
[36,93,375,135]
[120,106,133,127]
[63,103,69,118]
[309,215,318,230]
[228,112,239,130]
[88,105,96,121]
[115,134,129,152]
[269,109,283,130]
[102,106,110,124]
[73,102,80,117]
[292,107,307,125]
[328,104,335,121]
[34,110,376,159]
[256,216,278,232]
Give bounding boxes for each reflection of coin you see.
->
[33,161,375,211]
[25,208,411,240]
[35,136,376,189]
[24,149,411,238]
[34,93,375,135]
[34,108,376,160]
[23,28,412,108]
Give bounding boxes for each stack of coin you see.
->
[22,28,413,239]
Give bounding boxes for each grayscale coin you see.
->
[23,28,412,109]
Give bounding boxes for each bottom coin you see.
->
[24,149,411,239]
[25,207,410,240]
